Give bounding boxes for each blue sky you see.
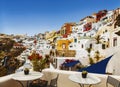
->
[0,0,120,36]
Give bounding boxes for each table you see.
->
[69,73,101,87]
[12,71,43,87]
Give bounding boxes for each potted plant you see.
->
[28,52,50,72]
[24,68,29,75]
[82,70,88,78]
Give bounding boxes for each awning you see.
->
[78,55,113,74]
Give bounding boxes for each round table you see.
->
[69,73,101,87]
[12,71,43,87]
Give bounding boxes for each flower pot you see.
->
[82,71,88,78]
[24,68,29,75]
[82,73,87,78]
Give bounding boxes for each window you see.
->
[84,33,86,36]
[74,38,77,43]
[113,38,117,46]
[47,46,50,48]
[69,45,73,48]
[90,44,92,48]
[81,44,84,48]
[105,30,107,32]
[102,44,106,49]
[62,43,66,49]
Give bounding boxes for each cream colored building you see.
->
[45,31,57,42]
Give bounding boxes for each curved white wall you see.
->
[105,46,120,75]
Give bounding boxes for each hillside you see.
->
[0,37,25,77]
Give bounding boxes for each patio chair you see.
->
[106,76,120,87]
[48,74,59,87]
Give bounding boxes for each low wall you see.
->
[0,74,27,87]
[42,68,120,87]
[0,74,21,87]
[57,50,76,57]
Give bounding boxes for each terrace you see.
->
[1,53,120,87]
[1,46,120,87]
[0,68,120,87]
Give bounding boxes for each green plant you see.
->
[86,48,92,54]
[0,66,7,77]
[89,57,94,65]
[94,50,101,62]
[86,47,94,65]
[82,70,88,74]
[24,68,29,71]
[95,35,101,44]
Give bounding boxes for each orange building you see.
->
[60,23,76,38]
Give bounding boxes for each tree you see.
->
[89,58,94,65]
[86,48,92,54]
[95,35,101,44]
[86,47,94,65]
[94,50,101,62]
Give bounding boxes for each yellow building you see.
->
[56,39,72,50]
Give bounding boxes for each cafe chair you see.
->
[106,76,120,87]
[48,74,59,87]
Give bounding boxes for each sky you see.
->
[0,0,120,36]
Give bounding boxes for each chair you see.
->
[29,79,48,87]
[48,74,59,87]
[29,74,59,87]
[106,76,120,87]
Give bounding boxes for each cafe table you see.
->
[69,73,101,87]
[12,71,43,87]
